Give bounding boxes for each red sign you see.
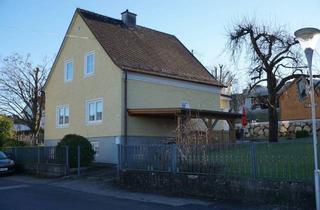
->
[241,107,248,127]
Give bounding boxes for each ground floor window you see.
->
[56,105,69,127]
[91,141,99,158]
[86,98,103,123]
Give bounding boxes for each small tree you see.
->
[0,53,49,144]
[227,20,314,142]
[0,115,14,146]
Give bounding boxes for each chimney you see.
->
[121,9,137,27]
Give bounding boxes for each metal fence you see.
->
[2,146,69,175]
[120,141,316,182]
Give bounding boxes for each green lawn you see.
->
[128,138,316,182]
[206,139,315,182]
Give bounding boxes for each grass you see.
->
[127,138,316,182]
[206,138,315,182]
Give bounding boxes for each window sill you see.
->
[64,80,73,83]
[56,124,70,128]
[84,72,95,78]
[86,120,103,126]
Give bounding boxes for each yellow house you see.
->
[44,8,239,163]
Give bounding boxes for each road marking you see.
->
[0,184,29,191]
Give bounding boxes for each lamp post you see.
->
[295,27,320,210]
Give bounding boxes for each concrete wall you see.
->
[126,136,174,145]
[44,136,119,164]
[121,171,314,209]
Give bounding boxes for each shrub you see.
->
[57,134,95,168]
[295,130,309,138]
[0,115,14,146]
[2,139,27,147]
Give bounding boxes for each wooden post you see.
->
[227,119,236,143]
[203,118,220,144]
[207,118,213,144]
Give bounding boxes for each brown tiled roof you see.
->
[77,9,223,87]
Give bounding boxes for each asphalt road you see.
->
[0,176,281,210]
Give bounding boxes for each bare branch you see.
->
[227,19,304,142]
[0,53,49,143]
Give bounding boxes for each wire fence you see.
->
[2,145,89,176]
[120,141,316,182]
[2,146,69,176]
[2,146,68,165]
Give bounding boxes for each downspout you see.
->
[124,70,128,145]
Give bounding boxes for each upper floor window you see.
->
[64,60,73,82]
[85,51,95,76]
[86,99,103,123]
[56,105,69,127]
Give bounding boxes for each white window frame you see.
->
[84,51,95,77]
[64,59,73,82]
[91,141,99,158]
[56,105,70,128]
[86,98,103,124]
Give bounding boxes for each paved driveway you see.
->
[0,175,290,210]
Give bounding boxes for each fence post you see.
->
[118,144,121,176]
[37,147,40,175]
[251,143,257,179]
[116,137,121,177]
[14,147,17,161]
[65,146,69,176]
[77,145,80,176]
[171,144,177,173]
[37,147,40,164]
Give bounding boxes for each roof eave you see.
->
[123,67,225,88]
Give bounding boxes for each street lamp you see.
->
[295,27,320,210]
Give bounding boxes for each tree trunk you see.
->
[268,97,278,142]
[267,73,278,142]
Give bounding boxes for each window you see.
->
[56,105,69,127]
[91,141,99,157]
[64,60,73,82]
[297,77,308,100]
[85,52,95,76]
[86,99,103,123]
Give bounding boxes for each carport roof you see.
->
[127,108,241,119]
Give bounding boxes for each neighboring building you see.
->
[220,86,231,112]
[44,8,240,163]
[231,85,272,122]
[278,77,320,121]
[244,85,269,111]
[218,86,232,130]
[205,66,233,130]
[231,85,269,114]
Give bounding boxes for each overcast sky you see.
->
[1,0,320,90]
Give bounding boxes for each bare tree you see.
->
[228,20,315,142]
[0,53,49,144]
[211,64,238,87]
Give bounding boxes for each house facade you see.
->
[279,77,320,121]
[44,9,238,163]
